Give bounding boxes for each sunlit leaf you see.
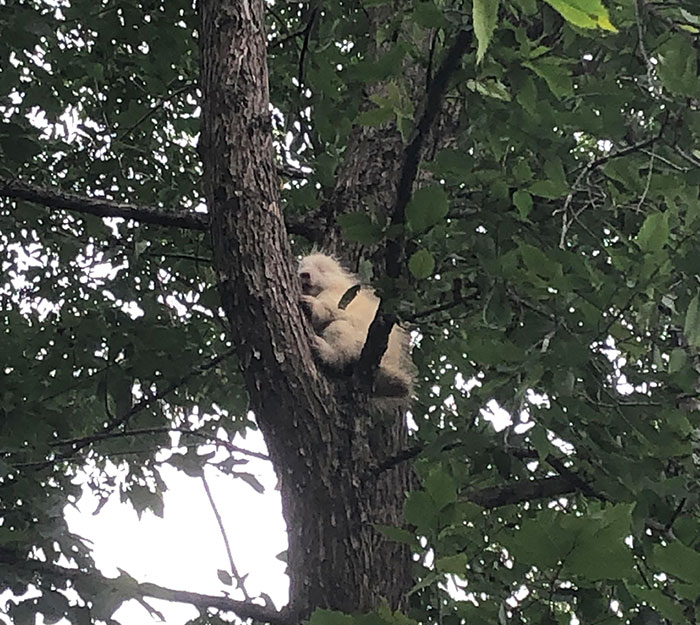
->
[473,0,501,64]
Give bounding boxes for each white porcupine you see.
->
[298,253,414,398]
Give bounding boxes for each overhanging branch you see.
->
[1,176,209,230]
[50,426,270,461]
[1,176,323,241]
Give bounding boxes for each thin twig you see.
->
[142,251,212,263]
[22,349,237,471]
[296,8,317,89]
[268,26,308,50]
[558,130,666,249]
[117,83,195,143]
[407,296,470,322]
[201,471,252,601]
[51,427,270,461]
[635,148,655,211]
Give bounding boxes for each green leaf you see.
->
[408,249,435,279]
[425,468,457,509]
[404,491,439,532]
[483,283,513,328]
[406,185,449,233]
[435,553,468,574]
[500,512,568,569]
[627,585,686,623]
[636,212,669,253]
[684,294,700,348]
[0,134,41,165]
[512,0,537,13]
[350,44,406,83]
[466,78,512,101]
[217,569,232,586]
[412,2,446,28]
[520,244,560,279]
[563,505,635,581]
[473,0,500,64]
[513,189,533,218]
[543,0,617,31]
[657,37,700,97]
[523,58,573,99]
[338,213,384,244]
[309,609,356,625]
[467,336,523,364]
[653,541,700,584]
[668,347,687,374]
[528,180,566,198]
[356,107,394,126]
[529,427,550,459]
[516,75,538,115]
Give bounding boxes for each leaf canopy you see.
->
[2,0,700,623]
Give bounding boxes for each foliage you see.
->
[2,0,700,623]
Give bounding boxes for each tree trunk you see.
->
[198,0,413,617]
[281,396,413,614]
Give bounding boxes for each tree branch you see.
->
[139,582,289,623]
[354,310,398,392]
[464,475,580,508]
[407,295,470,322]
[371,443,423,475]
[356,29,473,381]
[1,175,323,241]
[385,27,473,278]
[0,176,209,230]
[0,551,289,625]
[372,443,600,508]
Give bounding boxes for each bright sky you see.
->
[63,430,289,624]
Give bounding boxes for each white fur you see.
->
[298,253,413,398]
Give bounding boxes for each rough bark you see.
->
[198,0,413,617]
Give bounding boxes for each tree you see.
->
[2,0,700,623]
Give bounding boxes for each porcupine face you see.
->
[298,254,354,297]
